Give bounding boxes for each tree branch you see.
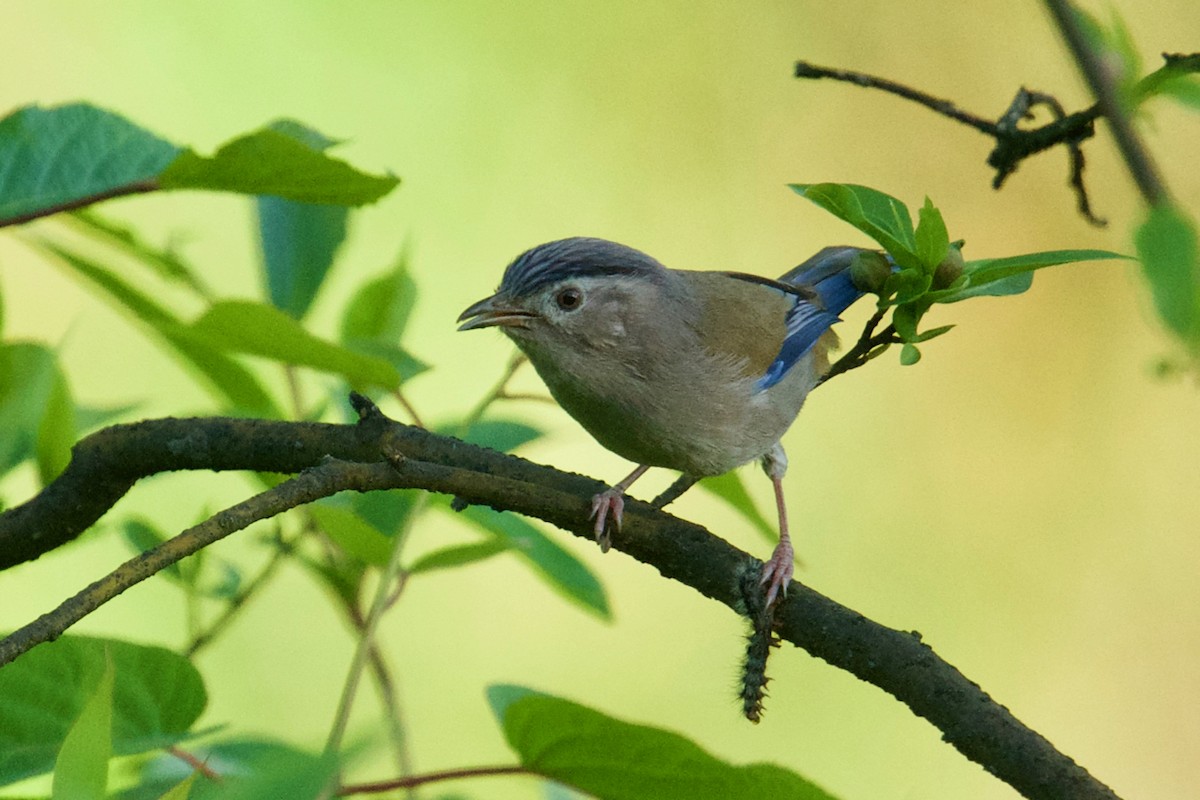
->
[0,397,1120,800]
[795,59,1108,225]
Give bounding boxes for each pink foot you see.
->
[590,488,625,552]
[760,537,794,608]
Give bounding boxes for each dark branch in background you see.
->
[795,59,1109,225]
[0,396,1120,800]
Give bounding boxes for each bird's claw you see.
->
[760,539,794,609]
[590,488,625,552]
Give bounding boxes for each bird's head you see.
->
[457,237,670,356]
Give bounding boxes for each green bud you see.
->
[849,251,892,294]
[932,245,964,289]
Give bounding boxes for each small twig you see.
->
[185,526,299,657]
[795,58,1107,225]
[818,307,900,387]
[794,61,999,135]
[167,745,223,783]
[390,388,427,429]
[337,765,530,795]
[0,457,378,668]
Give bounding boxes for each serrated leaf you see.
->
[445,504,610,619]
[0,636,207,788]
[933,249,1128,303]
[408,539,512,574]
[340,252,418,345]
[188,300,401,390]
[51,651,114,800]
[159,127,397,206]
[914,198,949,271]
[0,103,181,225]
[790,183,919,269]
[1136,204,1200,347]
[697,472,775,542]
[35,240,280,416]
[487,685,839,800]
[900,343,922,365]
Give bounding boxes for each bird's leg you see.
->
[760,444,794,608]
[590,464,650,552]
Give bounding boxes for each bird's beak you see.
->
[457,293,537,331]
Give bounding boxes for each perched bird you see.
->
[458,237,870,606]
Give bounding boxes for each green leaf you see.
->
[446,504,610,619]
[913,323,955,343]
[155,772,198,800]
[51,651,114,800]
[790,183,919,269]
[353,490,420,536]
[0,343,60,478]
[0,635,207,788]
[309,503,394,567]
[113,739,334,800]
[408,539,512,574]
[697,471,775,542]
[258,196,346,319]
[933,249,1128,303]
[914,197,949,271]
[189,300,401,390]
[255,121,353,319]
[36,240,280,416]
[891,303,921,342]
[203,742,337,800]
[340,251,418,345]
[447,419,544,453]
[0,103,181,225]
[1136,204,1200,347]
[36,363,76,485]
[159,126,398,206]
[488,686,839,800]
[900,343,922,365]
[67,211,212,299]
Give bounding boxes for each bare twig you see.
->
[795,59,1106,225]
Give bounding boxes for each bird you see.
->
[457,237,872,607]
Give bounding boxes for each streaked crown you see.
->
[499,237,666,297]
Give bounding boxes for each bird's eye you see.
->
[555,287,583,311]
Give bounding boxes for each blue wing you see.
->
[754,246,875,391]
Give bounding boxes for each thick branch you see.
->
[0,403,1119,800]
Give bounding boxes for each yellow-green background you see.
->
[2,2,1198,798]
